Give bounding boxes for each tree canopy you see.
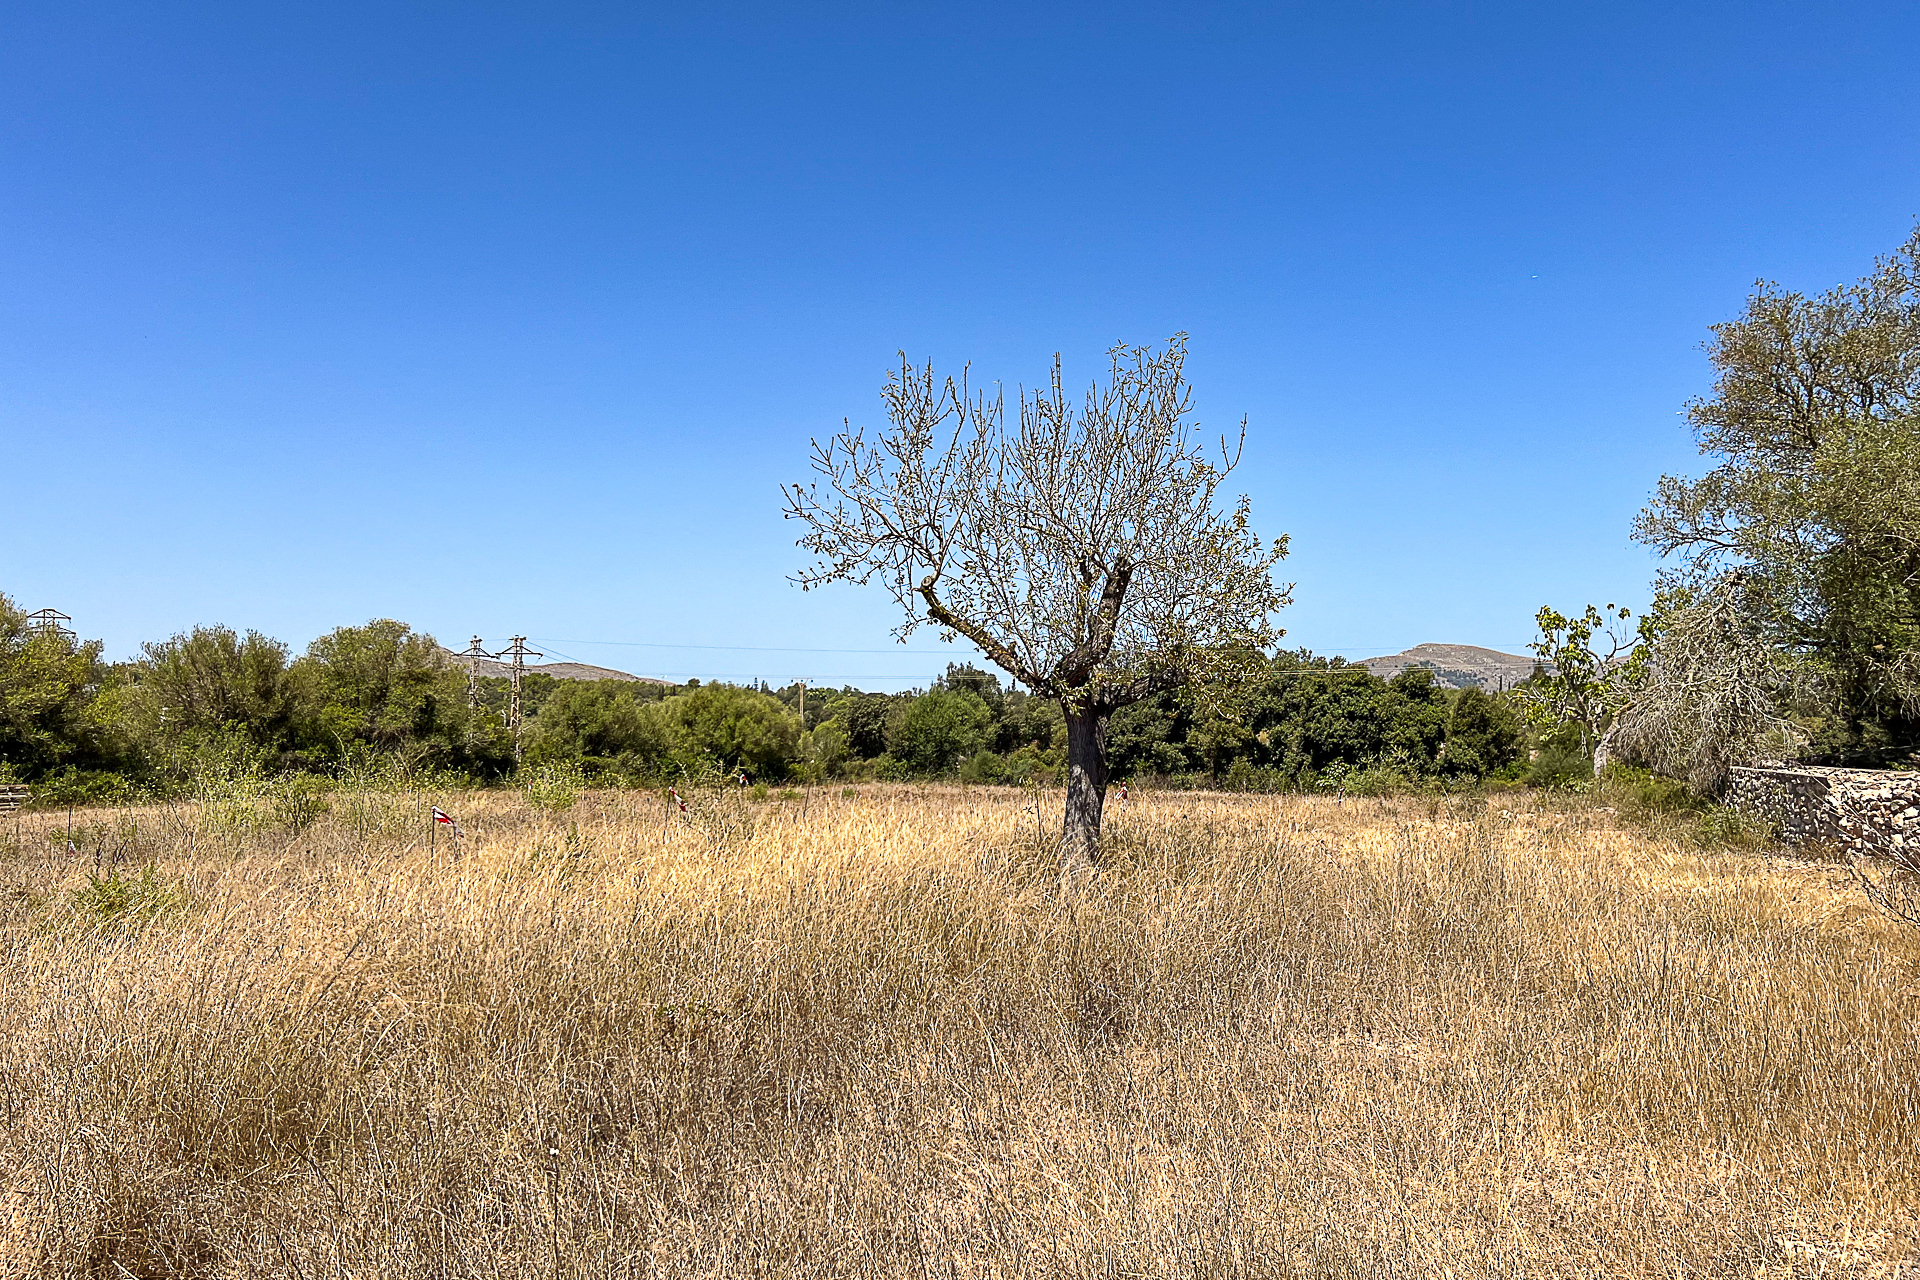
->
[1635,226,1920,764]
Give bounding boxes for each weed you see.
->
[68,862,186,926]
[522,763,584,813]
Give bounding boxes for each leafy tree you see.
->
[1193,653,1415,782]
[1377,668,1451,768]
[827,690,897,759]
[1106,691,1192,779]
[0,593,113,781]
[1444,686,1523,777]
[1517,604,1637,762]
[786,336,1289,878]
[295,620,469,764]
[124,626,300,764]
[524,680,666,772]
[886,687,995,774]
[936,663,1005,714]
[995,689,1063,755]
[644,684,801,779]
[799,718,850,780]
[1635,226,1920,764]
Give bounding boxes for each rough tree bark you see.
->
[1060,703,1109,879]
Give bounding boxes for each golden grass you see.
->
[2,785,1917,1277]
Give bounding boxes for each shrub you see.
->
[1526,725,1593,790]
[270,775,333,831]
[868,755,912,783]
[523,762,585,813]
[69,863,187,927]
[958,750,1006,784]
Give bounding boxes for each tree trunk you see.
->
[1592,719,1619,775]
[1059,703,1108,887]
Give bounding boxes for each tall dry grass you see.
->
[1,785,1916,1277]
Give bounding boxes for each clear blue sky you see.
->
[4,3,1916,689]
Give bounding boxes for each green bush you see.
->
[69,863,187,926]
[887,688,994,774]
[26,767,134,808]
[523,762,585,813]
[958,750,1006,784]
[867,754,912,783]
[271,774,333,831]
[1594,765,1705,818]
[1525,725,1593,790]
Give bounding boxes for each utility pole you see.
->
[454,636,496,747]
[24,609,75,644]
[499,636,543,766]
[798,679,806,726]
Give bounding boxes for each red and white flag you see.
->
[431,806,461,835]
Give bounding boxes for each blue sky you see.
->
[3,3,1916,689]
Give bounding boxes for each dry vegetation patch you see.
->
[1,787,1916,1276]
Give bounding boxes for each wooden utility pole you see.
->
[798,679,806,726]
[499,636,543,765]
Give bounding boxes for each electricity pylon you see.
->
[453,636,496,747]
[25,609,74,644]
[498,636,543,766]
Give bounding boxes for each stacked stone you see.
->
[1727,764,1920,864]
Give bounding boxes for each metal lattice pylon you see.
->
[498,636,544,765]
[453,636,497,747]
[24,609,75,643]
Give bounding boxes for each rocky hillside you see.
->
[1359,643,1537,692]
[438,650,670,685]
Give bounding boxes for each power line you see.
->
[527,636,967,656]
[524,634,1538,658]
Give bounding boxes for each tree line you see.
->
[0,596,1554,803]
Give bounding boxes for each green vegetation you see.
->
[1635,226,1920,766]
[1529,224,1920,789]
[0,597,1547,799]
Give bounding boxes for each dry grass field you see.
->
[1,783,1917,1277]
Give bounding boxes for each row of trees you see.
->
[0,592,1541,801]
[1524,225,1920,790]
[533,656,1533,789]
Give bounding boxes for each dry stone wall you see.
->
[1726,764,1920,863]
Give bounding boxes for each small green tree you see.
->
[1444,686,1523,777]
[1518,604,1637,763]
[887,688,995,775]
[296,620,468,764]
[645,684,801,780]
[0,593,114,781]
[122,625,300,774]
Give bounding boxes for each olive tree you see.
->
[783,336,1289,878]
[1635,226,1920,762]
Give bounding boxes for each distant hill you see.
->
[1358,643,1538,692]
[439,650,671,685]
